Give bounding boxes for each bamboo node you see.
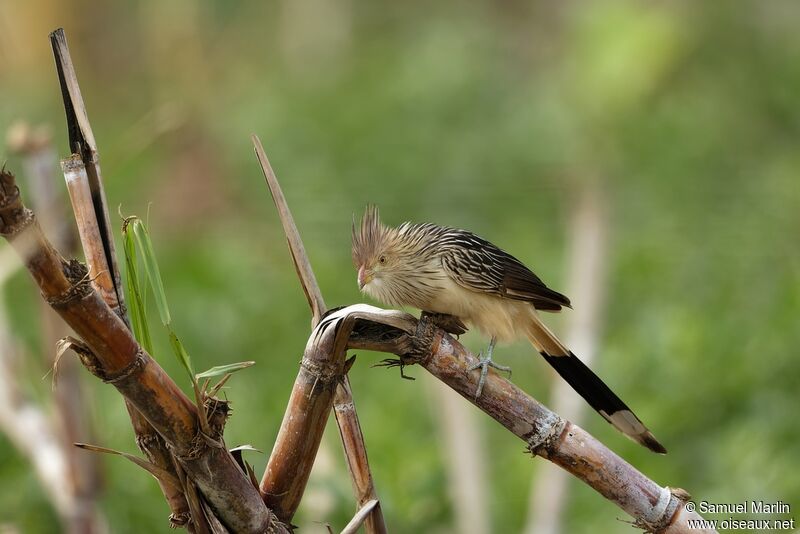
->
[204,397,231,439]
[0,207,34,238]
[46,259,93,307]
[172,429,213,461]
[102,348,148,384]
[636,487,682,534]
[526,413,567,456]
[334,401,355,413]
[300,356,341,385]
[0,171,34,237]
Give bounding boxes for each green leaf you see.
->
[196,361,256,379]
[132,219,171,326]
[122,219,152,354]
[124,216,195,383]
[168,328,194,379]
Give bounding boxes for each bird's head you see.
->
[351,205,395,296]
[352,206,444,308]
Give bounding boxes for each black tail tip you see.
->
[640,432,668,455]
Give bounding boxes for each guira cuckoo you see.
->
[351,206,666,454]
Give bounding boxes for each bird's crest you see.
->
[352,204,387,267]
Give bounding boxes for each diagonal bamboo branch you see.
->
[0,169,289,534]
[49,28,194,529]
[338,305,717,534]
[254,136,387,532]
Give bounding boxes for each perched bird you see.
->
[352,206,666,454]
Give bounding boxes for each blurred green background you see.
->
[1,0,799,532]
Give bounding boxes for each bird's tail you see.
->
[526,314,667,454]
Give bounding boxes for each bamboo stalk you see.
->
[0,170,288,534]
[61,155,119,308]
[254,136,387,531]
[50,28,124,317]
[333,379,386,534]
[49,28,195,529]
[260,309,355,520]
[330,304,717,534]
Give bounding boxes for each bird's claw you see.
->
[467,350,511,399]
[419,311,468,337]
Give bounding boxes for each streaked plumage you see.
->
[352,206,666,454]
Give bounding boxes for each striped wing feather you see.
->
[440,231,571,311]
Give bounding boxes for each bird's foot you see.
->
[466,349,511,399]
[419,311,468,337]
[373,357,416,380]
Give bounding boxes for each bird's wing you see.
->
[440,231,571,311]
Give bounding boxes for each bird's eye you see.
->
[379,255,386,264]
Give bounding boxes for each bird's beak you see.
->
[357,266,372,290]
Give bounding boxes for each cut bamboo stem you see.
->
[50,28,124,317]
[254,136,387,532]
[49,28,194,528]
[261,311,354,520]
[0,169,288,534]
[61,156,119,308]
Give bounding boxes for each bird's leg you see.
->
[466,337,511,398]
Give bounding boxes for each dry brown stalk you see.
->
[251,137,325,328]
[60,155,119,308]
[333,378,386,534]
[260,310,355,520]
[331,304,716,534]
[49,28,196,529]
[50,29,124,316]
[0,169,289,534]
[254,136,387,532]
